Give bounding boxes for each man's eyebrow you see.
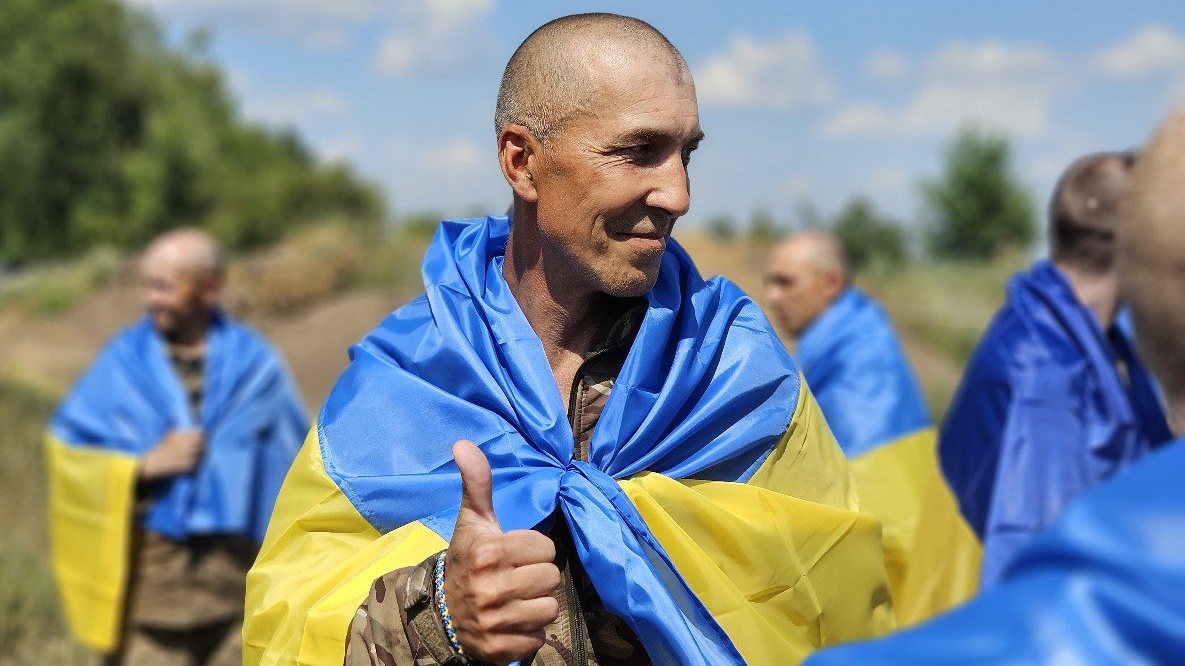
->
[615,128,706,145]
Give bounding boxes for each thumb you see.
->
[453,439,499,529]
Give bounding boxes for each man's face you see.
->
[764,242,842,337]
[529,52,703,298]
[139,248,214,339]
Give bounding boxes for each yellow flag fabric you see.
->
[45,434,139,652]
[847,427,937,624]
[244,383,891,665]
[242,429,447,666]
[621,384,893,665]
[894,463,982,625]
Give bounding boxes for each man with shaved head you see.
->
[805,107,1185,666]
[764,229,930,458]
[47,228,307,665]
[764,230,932,621]
[245,13,891,666]
[938,150,1172,591]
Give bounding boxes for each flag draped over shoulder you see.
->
[939,260,1172,588]
[805,438,1185,666]
[792,288,946,624]
[245,216,892,666]
[794,288,930,459]
[47,313,308,651]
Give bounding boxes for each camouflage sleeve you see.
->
[345,551,469,666]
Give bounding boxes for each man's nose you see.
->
[645,154,691,219]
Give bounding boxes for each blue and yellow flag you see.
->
[805,438,1185,665]
[47,313,308,652]
[939,260,1172,588]
[245,216,893,665]
[792,288,953,624]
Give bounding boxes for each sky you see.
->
[124,0,1185,232]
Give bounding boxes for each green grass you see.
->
[0,247,122,318]
[860,251,1029,418]
[0,376,96,665]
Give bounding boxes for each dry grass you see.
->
[0,223,1022,663]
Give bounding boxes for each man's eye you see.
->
[622,144,652,159]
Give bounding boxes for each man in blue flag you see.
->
[764,229,930,459]
[764,229,936,622]
[245,13,891,666]
[805,107,1185,666]
[47,228,308,665]
[938,150,1173,589]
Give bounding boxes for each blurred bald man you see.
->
[806,107,1185,666]
[765,230,930,457]
[764,229,932,621]
[939,151,1173,590]
[48,228,307,665]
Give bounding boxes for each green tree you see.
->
[747,209,786,247]
[705,214,738,242]
[830,197,907,273]
[0,0,384,262]
[920,126,1036,261]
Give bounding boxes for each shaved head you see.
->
[773,230,851,284]
[765,230,850,337]
[1049,151,1136,274]
[1119,109,1185,429]
[142,227,226,282]
[495,13,688,142]
[140,227,225,343]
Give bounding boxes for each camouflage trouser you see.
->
[104,619,241,666]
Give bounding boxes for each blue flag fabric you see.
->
[939,260,1172,587]
[50,312,308,542]
[318,215,802,665]
[804,438,1185,666]
[793,288,930,457]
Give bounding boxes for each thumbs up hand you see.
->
[444,440,561,665]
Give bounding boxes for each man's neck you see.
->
[163,316,210,358]
[1055,261,1119,331]
[503,240,606,407]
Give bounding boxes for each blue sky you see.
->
[126,1,1185,233]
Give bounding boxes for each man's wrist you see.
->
[406,551,470,665]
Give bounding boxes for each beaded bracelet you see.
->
[434,552,470,663]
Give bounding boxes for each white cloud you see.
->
[242,89,350,127]
[125,0,379,22]
[866,167,909,194]
[422,138,485,172]
[1093,25,1185,78]
[318,133,365,163]
[696,31,836,110]
[374,0,495,77]
[820,103,895,137]
[123,0,380,50]
[866,50,910,83]
[780,174,813,199]
[822,40,1070,139]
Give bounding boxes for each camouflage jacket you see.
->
[345,301,652,666]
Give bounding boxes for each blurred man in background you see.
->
[764,229,935,622]
[937,150,1173,588]
[806,106,1185,666]
[47,228,307,665]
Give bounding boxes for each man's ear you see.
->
[199,271,224,309]
[823,268,846,300]
[499,124,539,203]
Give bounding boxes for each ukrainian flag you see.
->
[47,314,308,652]
[806,438,1185,665]
[244,216,893,665]
[792,288,978,625]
